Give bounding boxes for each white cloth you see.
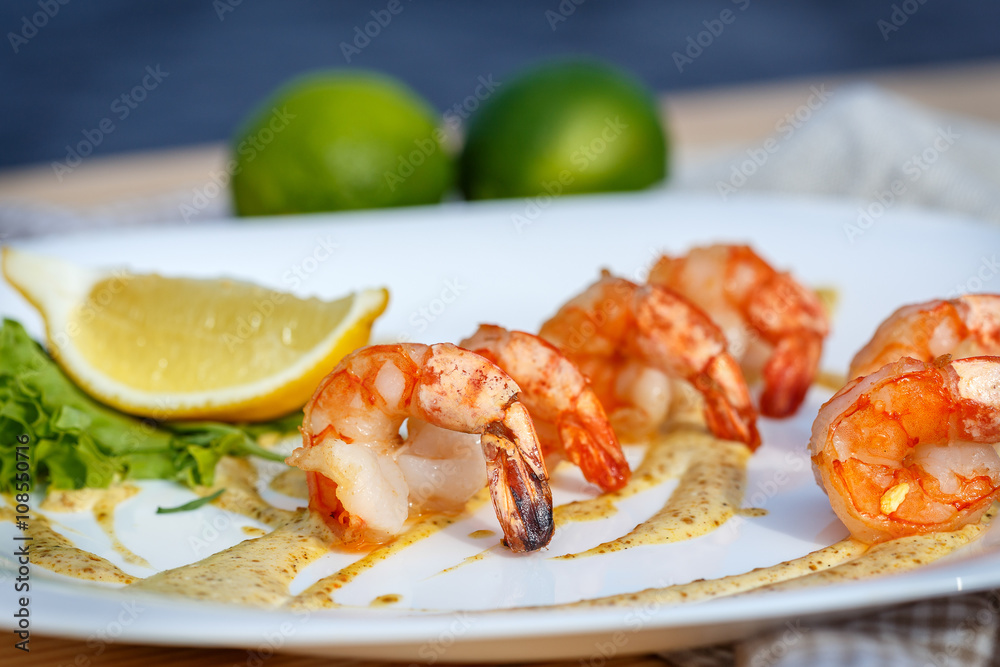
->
[677,84,1000,224]
[0,184,229,239]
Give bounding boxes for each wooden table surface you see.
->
[5,59,1000,666]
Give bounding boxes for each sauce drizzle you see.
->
[559,432,748,558]
[0,506,135,584]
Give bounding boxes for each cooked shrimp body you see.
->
[850,295,1000,379]
[460,324,630,492]
[810,355,1000,544]
[568,354,672,447]
[648,244,829,418]
[285,343,553,552]
[539,272,760,449]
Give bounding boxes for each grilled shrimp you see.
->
[648,244,829,418]
[539,272,760,449]
[285,343,554,552]
[850,295,1000,379]
[810,355,1000,543]
[460,324,630,492]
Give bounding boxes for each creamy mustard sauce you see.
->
[209,457,297,527]
[756,507,995,594]
[39,484,148,566]
[816,370,849,392]
[0,506,136,584]
[129,510,333,607]
[370,593,402,607]
[5,444,994,612]
[737,508,768,517]
[438,549,490,575]
[287,491,490,610]
[468,529,495,539]
[269,467,309,499]
[815,286,839,316]
[558,434,748,558]
[560,507,996,609]
[40,488,105,513]
[550,539,868,609]
[34,484,150,567]
[92,485,149,567]
[554,430,694,524]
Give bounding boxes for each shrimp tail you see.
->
[760,334,823,418]
[634,284,761,450]
[481,401,554,552]
[557,390,631,492]
[699,354,762,450]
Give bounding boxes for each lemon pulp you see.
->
[3,247,389,421]
[72,276,355,392]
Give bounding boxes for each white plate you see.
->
[2,191,999,662]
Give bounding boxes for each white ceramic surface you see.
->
[1,191,998,662]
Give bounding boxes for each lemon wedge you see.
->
[2,247,388,421]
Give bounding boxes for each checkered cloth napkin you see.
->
[663,85,1000,666]
[662,591,1000,667]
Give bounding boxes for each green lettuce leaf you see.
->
[0,318,294,492]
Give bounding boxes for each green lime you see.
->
[459,59,668,200]
[232,71,453,216]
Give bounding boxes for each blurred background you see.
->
[3,0,999,169]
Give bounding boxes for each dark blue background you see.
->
[3,0,998,169]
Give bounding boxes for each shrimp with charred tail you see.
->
[286,343,553,552]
